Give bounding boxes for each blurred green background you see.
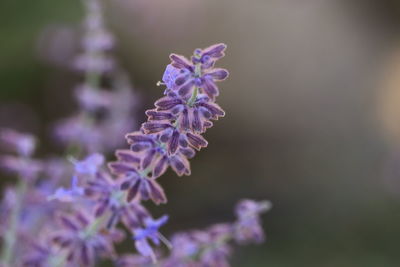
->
[2,0,400,266]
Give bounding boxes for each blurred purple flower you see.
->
[233,199,272,244]
[71,153,104,175]
[133,215,169,262]
[0,156,42,181]
[75,84,112,111]
[0,129,36,157]
[48,176,85,202]
[52,212,124,267]
[73,54,114,73]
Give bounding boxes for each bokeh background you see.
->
[2,0,400,266]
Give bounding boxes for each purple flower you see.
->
[162,64,183,89]
[123,132,193,178]
[166,43,229,100]
[74,54,114,73]
[75,84,112,111]
[23,238,57,267]
[83,170,154,230]
[141,121,208,154]
[133,215,169,262]
[154,92,225,134]
[71,153,104,175]
[0,156,42,181]
[52,212,124,267]
[0,129,36,157]
[108,150,167,204]
[163,223,232,267]
[54,115,103,152]
[82,30,114,52]
[115,254,154,267]
[48,176,85,202]
[168,233,199,259]
[233,199,271,244]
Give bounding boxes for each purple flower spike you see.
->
[0,129,37,157]
[71,153,104,175]
[0,156,42,181]
[233,199,272,244]
[48,175,85,202]
[133,215,169,262]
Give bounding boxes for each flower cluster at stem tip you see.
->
[109,43,229,205]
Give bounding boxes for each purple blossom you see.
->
[71,153,104,175]
[52,212,124,267]
[73,54,114,73]
[233,199,272,244]
[124,131,193,178]
[133,215,169,262]
[166,43,229,100]
[0,129,36,157]
[108,149,167,204]
[154,92,225,134]
[54,115,103,152]
[75,84,112,111]
[82,30,114,52]
[116,254,154,267]
[48,176,85,202]
[0,38,271,267]
[83,170,153,230]
[163,223,232,267]
[0,156,42,181]
[162,64,184,89]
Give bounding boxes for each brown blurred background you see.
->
[2,0,400,266]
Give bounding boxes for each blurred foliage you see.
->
[0,0,81,100]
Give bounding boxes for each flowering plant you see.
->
[0,0,270,266]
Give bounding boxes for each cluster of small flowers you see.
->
[0,0,270,266]
[74,0,114,73]
[118,199,271,267]
[0,130,67,267]
[0,133,270,267]
[54,0,137,154]
[108,43,229,205]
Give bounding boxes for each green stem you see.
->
[84,211,109,238]
[187,62,202,107]
[187,87,199,107]
[0,179,28,266]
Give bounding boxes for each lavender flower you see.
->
[73,0,115,73]
[109,44,228,207]
[0,156,42,182]
[166,43,229,100]
[108,149,167,204]
[233,199,272,244]
[52,212,124,267]
[83,170,154,231]
[133,215,169,263]
[0,19,271,266]
[116,254,154,267]
[162,200,270,267]
[74,84,112,111]
[0,129,36,157]
[48,176,85,202]
[70,153,104,175]
[54,0,137,154]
